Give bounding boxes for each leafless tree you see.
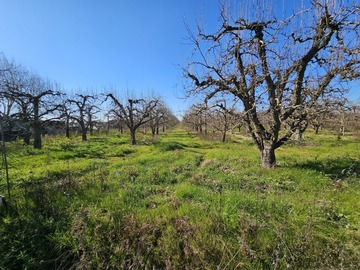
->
[184,0,360,167]
[208,99,237,142]
[67,94,101,141]
[59,99,73,139]
[182,103,208,134]
[147,100,178,136]
[107,93,159,145]
[2,65,61,148]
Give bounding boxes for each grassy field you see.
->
[0,127,359,269]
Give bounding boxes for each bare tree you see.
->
[107,93,158,145]
[182,103,208,134]
[208,99,237,142]
[147,100,179,136]
[67,94,100,141]
[0,57,29,143]
[27,76,62,149]
[184,0,360,167]
[2,67,61,148]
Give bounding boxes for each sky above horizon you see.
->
[1,1,359,119]
[1,0,224,118]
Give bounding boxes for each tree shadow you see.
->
[155,141,187,151]
[294,157,359,179]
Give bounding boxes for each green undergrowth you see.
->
[0,128,359,269]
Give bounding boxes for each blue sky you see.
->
[0,0,222,117]
[1,1,358,119]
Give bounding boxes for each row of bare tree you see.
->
[1,0,359,168]
[0,55,179,148]
[182,98,360,141]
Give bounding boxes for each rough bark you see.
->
[260,142,276,169]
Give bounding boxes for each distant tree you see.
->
[147,101,178,136]
[163,109,180,132]
[107,108,126,134]
[67,94,100,141]
[330,98,357,137]
[208,99,237,142]
[184,0,360,167]
[182,103,208,134]
[107,93,159,145]
[304,94,346,136]
[59,99,72,139]
[148,101,166,136]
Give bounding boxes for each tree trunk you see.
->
[23,131,31,145]
[81,131,87,141]
[33,98,42,149]
[130,129,136,145]
[221,127,227,142]
[295,127,303,141]
[259,142,276,168]
[66,126,70,138]
[313,125,319,134]
[33,126,42,149]
[80,124,87,141]
[65,119,70,138]
[221,132,226,143]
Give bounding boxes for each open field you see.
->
[0,128,359,269]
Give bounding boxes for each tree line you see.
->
[0,55,179,148]
[1,0,359,169]
[182,98,360,141]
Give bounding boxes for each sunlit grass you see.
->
[1,128,359,269]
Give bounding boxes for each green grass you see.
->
[0,128,359,269]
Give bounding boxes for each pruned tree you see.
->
[107,93,159,145]
[147,100,178,136]
[67,94,101,141]
[2,66,61,148]
[162,109,180,132]
[59,99,72,139]
[182,103,208,134]
[208,99,237,142]
[184,0,360,168]
[0,57,30,143]
[107,108,126,134]
[26,76,62,149]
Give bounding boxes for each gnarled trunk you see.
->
[260,143,276,168]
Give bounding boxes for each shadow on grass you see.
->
[294,157,359,179]
[155,141,187,151]
[0,175,81,270]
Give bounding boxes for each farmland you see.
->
[0,128,359,269]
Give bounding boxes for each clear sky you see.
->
[0,1,358,119]
[0,0,223,118]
